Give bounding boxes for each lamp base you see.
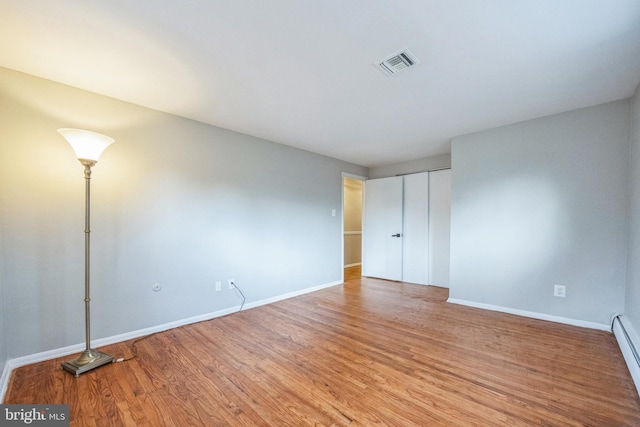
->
[61,349,114,377]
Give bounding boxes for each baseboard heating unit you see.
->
[612,315,640,396]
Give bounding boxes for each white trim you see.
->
[241,280,342,311]
[344,231,362,236]
[1,360,12,402]
[344,263,361,268]
[342,172,369,181]
[446,298,610,331]
[613,316,640,396]
[0,279,343,402]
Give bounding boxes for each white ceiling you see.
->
[2,1,640,167]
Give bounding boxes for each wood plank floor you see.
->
[344,265,361,281]
[5,277,640,426]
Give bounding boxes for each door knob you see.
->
[391,233,402,237]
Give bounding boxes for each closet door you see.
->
[428,169,451,287]
[402,172,429,285]
[362,176,403,281]
[363,171,449,285]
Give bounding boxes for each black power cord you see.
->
[115,282,248,362]
[230,280,246,311]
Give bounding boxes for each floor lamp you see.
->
[58,128,115,376]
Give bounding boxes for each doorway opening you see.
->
[343,174,365,281]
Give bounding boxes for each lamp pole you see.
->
[58,129,115,376]
[83,160,93,357]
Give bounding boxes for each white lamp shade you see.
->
[58,128,115,162]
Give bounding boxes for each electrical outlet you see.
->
[554,285,566,298]
[152,283,162,292]
[215,281,222,292]
[229,279,235,289]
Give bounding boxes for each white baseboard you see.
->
[0,361,11,403]
[344,263,361,268]
[0,279,343,402]
[446,298,610,331]
[612,315,640,397]
[241,280,342,311]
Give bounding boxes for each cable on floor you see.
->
[114,282,247,363]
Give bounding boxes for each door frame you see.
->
[341,172,367,283]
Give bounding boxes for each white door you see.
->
[362,176,403,281]
[428,169,451,287]
[403,172,429,285]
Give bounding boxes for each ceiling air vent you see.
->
[375,48,421,77]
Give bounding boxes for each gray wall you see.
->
[627,84,640,332]
[369,153,451,178]
[0,67,367,358]
[0,227,5,375]
[449,100,631,326]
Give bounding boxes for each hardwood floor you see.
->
[344,264,361,281]
[5,278,640,426]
